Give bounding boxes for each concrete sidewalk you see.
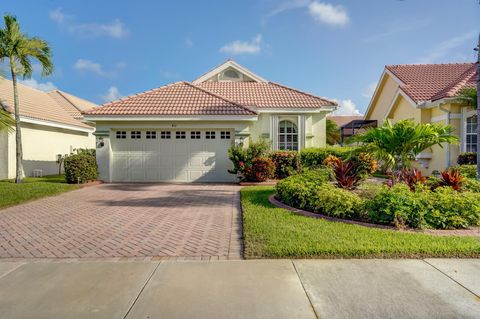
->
[0,259,478,319]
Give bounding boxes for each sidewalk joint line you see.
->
[0,262,25,281]
[291,260,320,319]
[422,259,479,298]
[122,261,161,319]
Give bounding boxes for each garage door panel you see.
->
[111,129,233,182]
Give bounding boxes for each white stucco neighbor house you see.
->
[0,79,97,179]
[84,60,337,183]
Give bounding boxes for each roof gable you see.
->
[192,60,267,84]
[386,62,476,103]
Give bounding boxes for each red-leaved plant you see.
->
[325,156,362,190]
[385,168,427,190]
[440,168,463,191]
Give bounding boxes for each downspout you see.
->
[439,105,451,168]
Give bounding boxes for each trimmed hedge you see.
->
[64,154,98,184]
[455,165,477,179]
[457,152,477,165]
[300,146,356,168]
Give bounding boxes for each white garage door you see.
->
[111,129,235,182]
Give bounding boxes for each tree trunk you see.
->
[10,61,23,183]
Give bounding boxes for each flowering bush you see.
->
[228,140,270,181]
[243,157,275,182]
[457,152,477,165]
[270,151,300,179]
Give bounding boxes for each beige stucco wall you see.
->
[0,123,95,179]
[366,75,399,123]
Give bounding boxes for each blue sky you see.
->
[3,0,479,115]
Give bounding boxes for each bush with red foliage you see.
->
[270,151,300,179]
[385,168,427,190]
[440,168,463,191]
[324,156,362,190]
[243,157,276,182]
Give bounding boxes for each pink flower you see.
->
[239,161,244,167]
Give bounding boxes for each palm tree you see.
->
[326,118,340,145]
[456,87,477,109]
[0,15,53,183]
[349,120,458,182]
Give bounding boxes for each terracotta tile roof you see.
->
[87,82,257,116]
[386,62,477,103]
[48,90,97,119]
[196,82,336,108]
[328,115,363,127]
[0,79,93,129]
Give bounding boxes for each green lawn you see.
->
[241,186,480,259]
[0,175,78,209]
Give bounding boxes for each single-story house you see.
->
[364,62,477,173]
[84,60,337,183]
[0,79,96,179]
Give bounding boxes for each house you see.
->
[84,60,337,183]
[0,79,97,179]
[364,62,477,173]
[329,115,363,128]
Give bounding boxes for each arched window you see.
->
[278,120,298,151]
[466,115,477,152]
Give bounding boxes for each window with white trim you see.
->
[116,131,126,139]
[466,115,477,153]
[160,131,171,139]
[278,120,298,151]
[205,131,216,139]
[220,131,231,139]
[131,131,141,139]
[176,131,186,139]
[146,131,157,139]
[191,131,201,139]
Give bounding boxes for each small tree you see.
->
[326,118,340,145]
[349,120,458,183]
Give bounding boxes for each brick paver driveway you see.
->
[0,184,242,260]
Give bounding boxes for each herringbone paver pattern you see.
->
[0,184,243,259]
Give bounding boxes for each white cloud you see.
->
[49,8,130,39]
[362,82,377,98]
[417,31,476,64]
[262,0,310,23]
[101,86,123,102]
[74,59,106,76]
[18,78,56,92]
[73,59,126,77]
[220,34,262,55]
[308,1,349,26]
[185,38,193,47]
[332,99,362,116]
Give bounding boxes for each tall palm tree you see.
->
[349,119,458,182]
[326,118,340,145]
[0,15,53,183]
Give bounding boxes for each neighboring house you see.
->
[0,79,96,179]
[84,60,337,183]
[365,62,477,173]
[329,115,363,128]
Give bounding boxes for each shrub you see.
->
[463,178,480,193]
[455,165,477,179]
[74,148,96,156]
[426,187,480,229]
[440,168,463,190]
[395,168,427,191]
[243,157,275,182]
[270,151,300,179]
[300,146,356,168]
[228,140,270,180]
[276,169,331,208]
[64,154,98,184]
[308,184,363,219]
[351,152,378,176]
[366,184,429,228]
[457,152,477,165]
[324,156,362,190]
